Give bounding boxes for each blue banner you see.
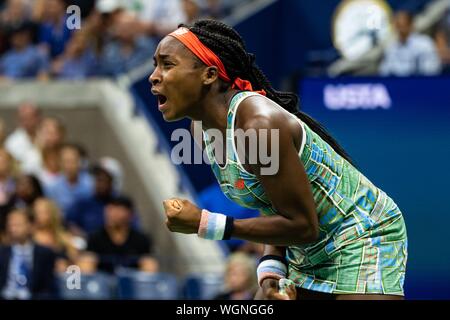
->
[300,76,450,299]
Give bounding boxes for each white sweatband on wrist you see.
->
[257,259,287,287]
[198,209,228,240]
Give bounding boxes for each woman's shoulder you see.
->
[234,93,301,136]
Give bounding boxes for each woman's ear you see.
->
[202,66,219,85]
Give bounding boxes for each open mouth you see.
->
[157,94,167,106]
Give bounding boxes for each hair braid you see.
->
[179,20,355,166]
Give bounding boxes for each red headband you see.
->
[168,27,266,96]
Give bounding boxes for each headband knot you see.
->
[168,27,266,96]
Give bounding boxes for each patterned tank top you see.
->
[202,91,403,272]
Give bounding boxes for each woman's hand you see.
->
[260,278,297,300]
[162,198,202,234]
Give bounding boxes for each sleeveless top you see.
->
[202,91,403,273]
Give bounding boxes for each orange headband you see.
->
[168,27,266,96]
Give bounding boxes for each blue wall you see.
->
[300,76,450,299]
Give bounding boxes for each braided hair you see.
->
[181,20,354,166]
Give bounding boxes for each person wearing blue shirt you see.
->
[38,0,73,58]
[67,164,116,235]
[0,22,49,79]
[100,12,156,76]
[0,209,57,300]
[45,144,94,217]
[51,31,99,80]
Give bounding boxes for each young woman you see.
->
[151,20,408,300]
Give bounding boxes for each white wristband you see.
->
[257,259,287,287]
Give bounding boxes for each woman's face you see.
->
[16,175,34,201]
[149,36,207,121]
[33,199,52,227]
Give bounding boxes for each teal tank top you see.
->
[202,91,405,284]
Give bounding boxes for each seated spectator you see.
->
[51,31,99,79]
[37,0,73,58]
[0,174,44,238]
[45,143,94,217]
[182,0,202,24]
[131,0,186,38]
[138,254,160,274]
[0,208,57,299]
[198,183,260,253]
[87,195,152,273]
[379,10,442,76]
[214,252,257,300]
[32,197,82,265]
[24,116,66,177]
[0,0,34,32]
[434,5,450,74]
[67,157,123,236]
[0,148,15,240]
[0,21,49,80]
[37,146,62,192]
[100,11,156,76]
[202,0,231,20]
[4,102,41,167]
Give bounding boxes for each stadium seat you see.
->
[116,269,179,300]
[183,273,224,300]
[57,272,116,300]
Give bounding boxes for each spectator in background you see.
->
[379,10,442,76]
[0,21,49,80]
[67,157,123,236]
[87,196,153,273]
[45,143,94,217]
[0,0,33,37]
[202,0,230,20]
[0,208,57,299]
[4,102,41,166]
[214,252,257,300]
[0,148,15,240]
[133,0,186,38]
[32,198,82,270]
[0,174,44,227]
[38,0,72,59]
[37,146,62,193]
[22,116,66,176]
[138,254,159,273]
[51,31,99,79]
[434,5,450,74]
[182,0,202,24]
[0,23,48,80]
[100,11,156,76]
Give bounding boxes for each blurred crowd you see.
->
[0,102,261,300]
[0,0,238,81]
[379,7,450,76]
[0,102,162,299]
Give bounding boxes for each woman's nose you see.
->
[149,68,160,85]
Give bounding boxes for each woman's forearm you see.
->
[232,214,318,246]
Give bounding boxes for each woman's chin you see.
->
[162,110,180,122]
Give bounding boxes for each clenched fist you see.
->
[162,198,202,234]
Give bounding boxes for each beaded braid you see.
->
[180,20,355,166]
